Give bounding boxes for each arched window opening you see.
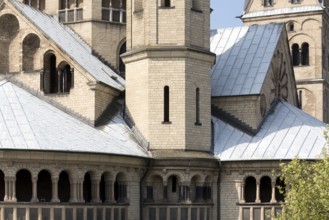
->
[114,173,127,203]
[171,176,177,193]
[58,0,84,22]
[16,169,32,202]
[190,175,202,202]
[275,177,285,202]
[83,173,92,203]
[37,170,52,202]
[287,22,294,32]
[167,175,179,202]
[102,0,126,23]
[43,53,58,94]
[0,14,20,74]
[119,42,126,75]
[244,176,256,203]
[23,33,41,72]
[100,174,106,203]
[0,171,4,201]
[195,88,201,125]
[292,44,300,66]
[163,86,170,123]
[58,63,74,93]
[58,171,70,202]
[260,176,272,203]
[301,43,309,65]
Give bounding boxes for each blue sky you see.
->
[211,0,244,29]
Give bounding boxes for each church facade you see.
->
[0,0,327,220]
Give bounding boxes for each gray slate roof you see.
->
[213,100,327,161]
[210,23,283,97]
[9,0,125,91]
[242,5,323,19]
[0,80,149,158]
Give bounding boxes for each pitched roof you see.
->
[210,23,283,97]
[9,0,125,91]
[242,5,324,19]
[213,100,327,161]
[0,80,149,158]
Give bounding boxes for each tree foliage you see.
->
[277,151,329,220]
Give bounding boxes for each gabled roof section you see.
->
[210,23,283,97]
[213,100,327,161]
[0,80,149,158]
[9,0,125,91]
[243,5,324,19]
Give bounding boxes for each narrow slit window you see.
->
[292,44,300,66]
[301,43,309,65]
[162,0,171,7]
[163,86,170,122]
[195,88,201,125]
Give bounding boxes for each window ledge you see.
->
[162,121,172,124]
[159,6,175,9]
[191,8,203,13]
[293,64,310,67]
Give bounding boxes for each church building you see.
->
[0,0,326,220]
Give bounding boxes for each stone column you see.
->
[31,176,38,202]
[70,68,74,88]
[12,177,16,202]
[51,177,59,202]
[57,68,62,93]
[91,176,101,203]
[70,178,78,203]
[4,177,9,201]
[240,182,245,203]
[105,178,114,203]
[163,182,168,202]
[271,180,277,203]
[256,180,261,203]
[4,176,16,202]
[179,182,190,203]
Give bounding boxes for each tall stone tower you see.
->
[123,0,215,151]
[242,0,329,122]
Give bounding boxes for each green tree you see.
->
[277,151,329,220]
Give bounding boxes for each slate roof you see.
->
[242,5,324,19]
[213,100,327,161]
[9,0,125,91]
[210,23,283,97]
[0,80,149,158]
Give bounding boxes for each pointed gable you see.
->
[9,0,125,91]
[211,23,283,97]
